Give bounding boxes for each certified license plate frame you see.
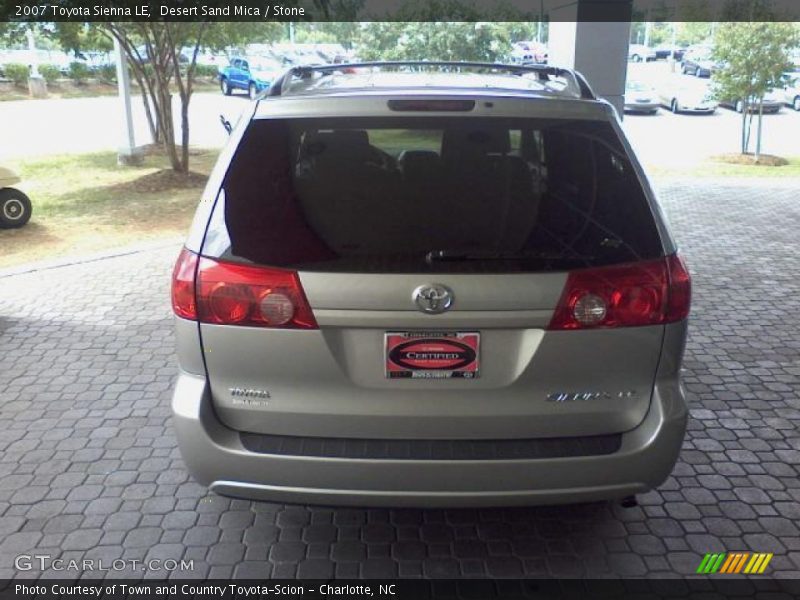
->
[385,331,480,379]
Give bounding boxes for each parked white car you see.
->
[511,41,548,64]
[658,78,718,114]
[628,44,656,62]
[781,73,800,111]
[624,80,659,114]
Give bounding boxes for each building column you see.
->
[547,1,632,117]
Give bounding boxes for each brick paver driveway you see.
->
[1,179,799,580]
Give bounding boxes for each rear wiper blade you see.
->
[425,249,593,264]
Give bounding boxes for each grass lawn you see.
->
[0,147,217,269]
[646,155,800,178]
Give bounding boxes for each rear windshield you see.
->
[201,116,663,273]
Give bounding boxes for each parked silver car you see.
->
[171,62,691,507]
[718,89,784,114]
[624,80,659,114]
[658,78,718,114]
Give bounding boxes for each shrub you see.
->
[38,64,63,84]
[193,63,220,79]
[3,63,30,87]
[67,61,92,85]
[96,63,117,83]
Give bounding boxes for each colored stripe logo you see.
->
[696,552,773,574]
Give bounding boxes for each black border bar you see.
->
[4,0,800,22]
[4,578,800,599]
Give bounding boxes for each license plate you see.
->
[385,332,480,379]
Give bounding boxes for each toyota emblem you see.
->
[412,284,454,314]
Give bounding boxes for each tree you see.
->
[356,21,536,62]
[0,23,26,46]
[55,22,281,173]
[712,22,798,159]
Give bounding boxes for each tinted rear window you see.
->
[201,117,663,273]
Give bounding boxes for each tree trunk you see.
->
[740,102,747,153]
[180,95,190,173]
[128,64,159,144]
[755,97,764,162]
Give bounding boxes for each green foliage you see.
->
[47,23,113,55]
[295,28,339,44]
[3,64,30,87]
[0,23,28,46]
[713,22,798,104]
[676,23,713,46]
[294,22,361,48]
[96,64,117,83]
[38,64,63,83]
[67,61,92,85]
[193,64,219,79]
[356,22,536,62]
[712,22,800,154]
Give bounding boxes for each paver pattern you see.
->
[1,179,800,580]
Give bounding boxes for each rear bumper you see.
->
[678,106,716,114]
[172,373,687,507]
[624,102,659,113]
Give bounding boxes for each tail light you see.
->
[171,247,198,320]
[548,254,691,330]
[170,248,317,329]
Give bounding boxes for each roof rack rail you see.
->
[266,61,596,100]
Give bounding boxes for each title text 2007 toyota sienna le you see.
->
[170,62,691,507]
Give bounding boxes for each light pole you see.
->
[26,27,47,98]
[669,22,678,72]
[114,37,143,165]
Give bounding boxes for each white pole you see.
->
[114,37,139,164]
[670,22,678,72]
[25,26,49,98]
[26,27,40,77]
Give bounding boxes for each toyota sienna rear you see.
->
[170,62,691,507]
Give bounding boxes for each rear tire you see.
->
[681,64,689,75]
[248,82,257,100]
[220,77,232,96]
[631,54,642,63]
[736,100,744,113]
[0,188,32,228]
[671,99,680,114]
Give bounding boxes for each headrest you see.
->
[302,130,370,158]
[443,128,511,159]
[397,150,441,179]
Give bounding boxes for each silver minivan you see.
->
[171,62,691,507]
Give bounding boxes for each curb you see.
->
[0,237,184,279]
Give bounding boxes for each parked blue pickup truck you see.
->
[219,57,283,99]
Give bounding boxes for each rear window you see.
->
[201,116,663,273]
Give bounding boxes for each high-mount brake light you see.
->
[548,254,691,330]
[170,248,317,329]
[387,99,476,112]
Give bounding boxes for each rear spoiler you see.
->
[266,61,596,101]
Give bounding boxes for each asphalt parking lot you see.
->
[623,60,800,167]
[1,177,800,580]
[1,60,799,167]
